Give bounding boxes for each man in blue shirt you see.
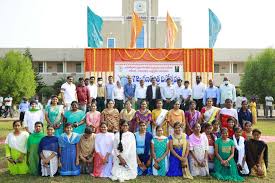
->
[105,75,115,104]
[203,79,220,106]
[124,75,136,107]
[19,97,29,121]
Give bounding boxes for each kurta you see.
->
[27,131,45,175]
[45,105,64,136]
[152,109,168,136]
[86,111,101,133]
[188,133,209,176]
[101,109,120,132]
[38,136,59,177]
[64,110,86,134]
[212,138,244,182]
[111,131,138,181]
[151,136,169,176]
[120,108,136,122]
[58,132,81,176]
[93,132,114,177]
[5,131,29,175]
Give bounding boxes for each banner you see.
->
[114,61,183,86]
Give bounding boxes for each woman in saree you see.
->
[27,121,45,175]
[86,102,101,133]
[93,122,114,178]
[131,100,152,133]
[219,99,238,128]
[63,101,86,134]
[212,128,244,182]
[188,123,209,176]
[101,100,120,133]
[185,101,201,136]
[201,98,220,124]
[245,129,268,178]
[120,100,136,123]
[166,122,193,179]
[135,121,153,176]
[151,99,168,136]
[151,126,169,176]
[39,125,59,177]
[249,97,257,125]
[78,126,96,174]
[233,127,249,175]
[45,95,64,136]
[5,120,29,175]
[111,120,138,182]
[58,123,81,176]
[167,100,185,136]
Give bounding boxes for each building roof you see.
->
[214,48,264,62]
[0,48,84,62]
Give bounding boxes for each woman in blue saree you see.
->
[63,101,86,134]
[135,121,153,175]
[58,123,81,176]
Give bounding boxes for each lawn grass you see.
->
[0,120,275,182]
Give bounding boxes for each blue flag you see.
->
[209,9,221,48]
[87,6,103,48]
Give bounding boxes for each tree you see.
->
[240,48,275,103]
[0,51,36,104]
[53,78,66,95]
[23,48,45,93]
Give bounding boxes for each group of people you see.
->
[4,75,269,182]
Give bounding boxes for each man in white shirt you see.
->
[4,94,13,118]
[60,76,77,111]
[135,79,147,109]
[0,96,3,116]
[181,81,192,111]
[175,79,184,104]
[192,75,206,111]
[161,78,176,110]
[265,95,274,118]
[86,76,97,104]
[219,77,236,108]
[112,80,125,112]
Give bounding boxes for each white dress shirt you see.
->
[152,85,157,99]
[219,83,236,104]
[175,85,184,103]
[192,82,206,99]
[87,84,97,99]
[135,85,147,99]
[181,87,192,100]
[112,86,125,101]
[161,85,176,101]
[60,82,76,104]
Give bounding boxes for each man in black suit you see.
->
[146,77,161,111]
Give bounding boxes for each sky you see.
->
[0,0,275,48]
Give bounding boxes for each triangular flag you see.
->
[209,9,221,48]
[166,12,178,48]
[129,11,143,48]
[87,6,103,48]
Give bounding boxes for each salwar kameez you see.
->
[27,132,45,175]
[58,132,81,176]
[5,131,29,175]
[151,136,168,176]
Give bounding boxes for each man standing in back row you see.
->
[219,77,236,108]
[146,77,161,111]
[61,76,77,111]
[192,75,206,111]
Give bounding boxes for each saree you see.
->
[93,132,114,177]
[152,109,168,136]
[101,109,120,132]
[27,131,45,175]
[185,110,201,136]
[38,136,59,177]
[111,131,138,181]
[201,106,219,123]
[5,131,29,175]
[58,132,81,176]
[45,105,64,136]
[245,139,268,177]
[131,110,153,133]
[64,110,86,134]
[86,111,101,133]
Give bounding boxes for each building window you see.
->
[38,63,43,73]
[76,63,82,73]
[57,63,63,73]
[233,63,238,73]
[136,26,145,48]
[107,38,115,48]
[214,64,219,73]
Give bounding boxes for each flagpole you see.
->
[148,0,151,48]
